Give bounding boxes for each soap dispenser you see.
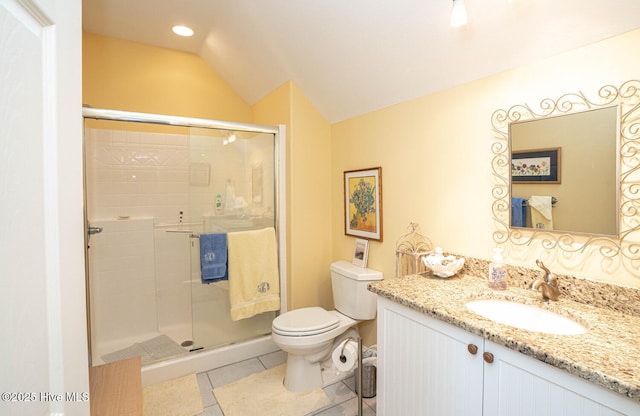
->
[488,248,507,290]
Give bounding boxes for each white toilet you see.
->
[271,260,383,393]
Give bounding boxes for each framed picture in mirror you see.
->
[511,148,561,183]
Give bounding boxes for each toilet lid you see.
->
[272,307,340,336]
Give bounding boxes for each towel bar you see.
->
[155,221,203,227]
[523,196,557,207]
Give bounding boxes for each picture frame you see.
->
[511,147,561,183]
[344,167,383,241]
[352,238,370,268]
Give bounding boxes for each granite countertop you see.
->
[368,273,640,402]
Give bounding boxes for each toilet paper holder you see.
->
[339,336,364,416]
[339,336,356,363]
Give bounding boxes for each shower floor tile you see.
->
[196,350,376,416]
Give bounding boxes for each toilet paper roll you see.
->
[332,339,358,372]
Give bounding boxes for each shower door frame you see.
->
[82,107,287,366]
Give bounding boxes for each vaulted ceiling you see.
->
[82,0,640,123]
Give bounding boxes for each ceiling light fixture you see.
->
[450,0,468,28]
[172,25,194,37]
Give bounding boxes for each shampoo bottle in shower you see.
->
[488,248,507,290]
[225,180,235,213]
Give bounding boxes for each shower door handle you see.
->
[88,226,103,235]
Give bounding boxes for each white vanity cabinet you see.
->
[377,297,638,416]
[377,297,484,415]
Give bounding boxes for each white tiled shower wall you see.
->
[88,217,157,357]
[85,127,276,360]
[86,128,254,222]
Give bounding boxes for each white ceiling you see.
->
[82,0,640,123]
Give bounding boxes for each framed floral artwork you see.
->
[344,167,382,241]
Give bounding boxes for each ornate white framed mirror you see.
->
[491,80,640,270]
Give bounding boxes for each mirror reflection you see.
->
[510,106,619,236]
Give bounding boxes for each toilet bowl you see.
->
[272,308,357,392]
[272,261,383,393]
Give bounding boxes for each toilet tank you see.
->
[330,260,383,320]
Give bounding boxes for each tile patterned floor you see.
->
[196,350,376,416]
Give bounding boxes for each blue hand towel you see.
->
[511,198,527,227]
[200,233,228,283]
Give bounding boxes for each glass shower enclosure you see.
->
[83,109,281,366]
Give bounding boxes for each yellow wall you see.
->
[253,82,333,311]
[332,29,640,291]
[252,82,294,308]
[287,84,333,310]
[83,32,252,122]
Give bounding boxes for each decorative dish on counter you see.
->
[422,247,465,278]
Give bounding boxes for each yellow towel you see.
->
[528,196,553,230]
[228,227,280,321]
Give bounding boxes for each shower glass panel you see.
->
[84,116,277,366]
[187,127,277,351]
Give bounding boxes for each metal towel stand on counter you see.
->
[395,221,433,277]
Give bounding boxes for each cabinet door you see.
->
[377,297,484,416]
[483,340,639,416]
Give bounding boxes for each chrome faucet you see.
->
[530,260,560,301]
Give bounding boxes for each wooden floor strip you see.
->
[89,356,142,416]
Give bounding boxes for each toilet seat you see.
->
[272,307,340,336]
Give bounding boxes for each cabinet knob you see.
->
[467,344,478,355]
[483,352,494,364]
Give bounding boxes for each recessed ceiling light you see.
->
[172,25,194,37]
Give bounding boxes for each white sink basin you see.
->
[465,299,586,335]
